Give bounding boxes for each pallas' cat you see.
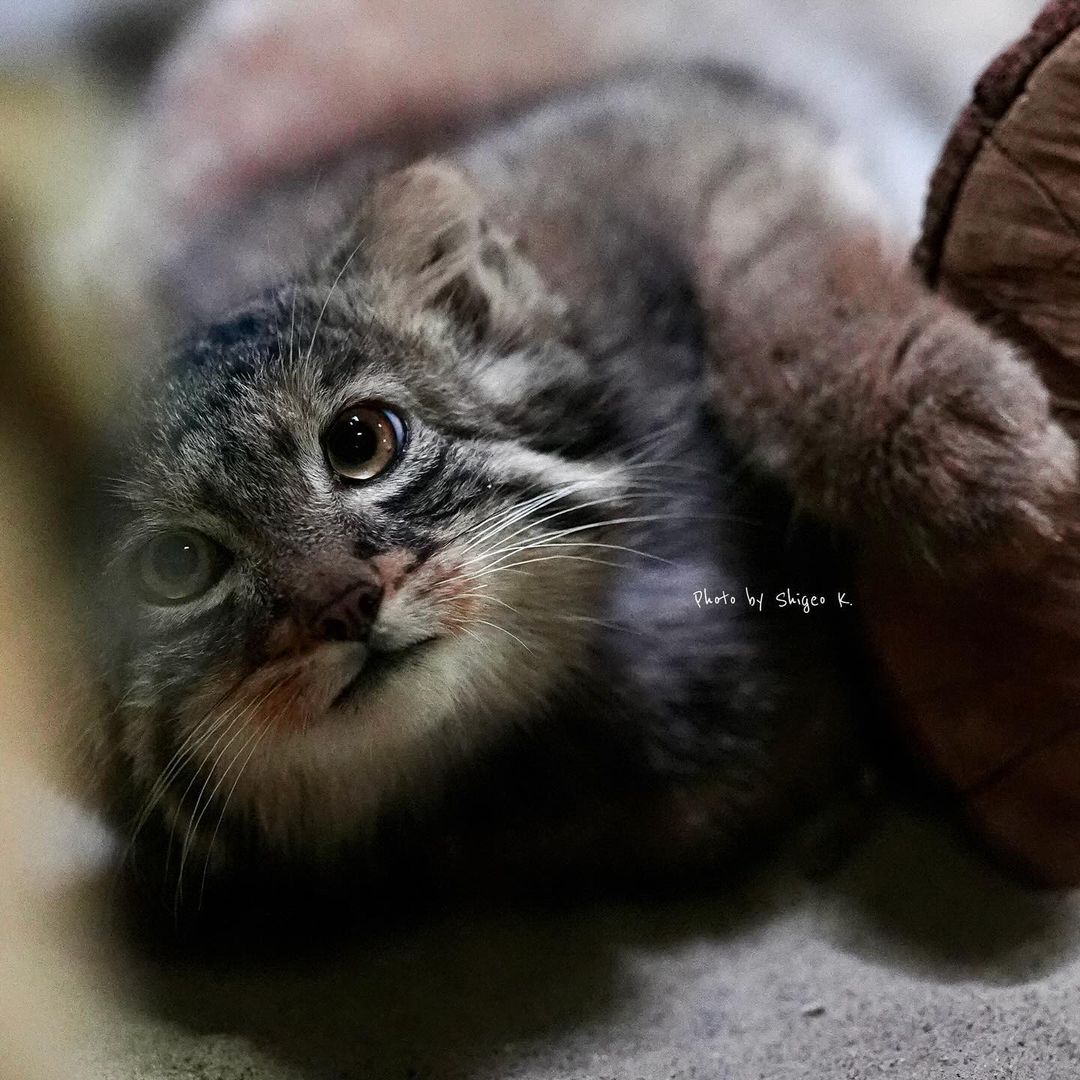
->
[89,68,1073,907]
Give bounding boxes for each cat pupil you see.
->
[153,535,202,584]
[330,414,378,467]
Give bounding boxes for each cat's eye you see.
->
[324,403,405,482]
[136,530,227,605]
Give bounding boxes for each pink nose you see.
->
[310,580,384,642]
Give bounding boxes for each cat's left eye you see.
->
[136,530,227,605]
[324,402,406,482]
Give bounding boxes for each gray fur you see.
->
[90,68,1072,902]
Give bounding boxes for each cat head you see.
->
[93,162,630,875]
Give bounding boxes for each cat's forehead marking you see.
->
[187,311,274,367]
[123,303,441,539]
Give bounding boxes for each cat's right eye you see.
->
[136,530,227,606]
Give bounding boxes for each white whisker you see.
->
[304,239,364,364]
[468,618,534,655]
[171,679,284,891]
[197,700,282,909]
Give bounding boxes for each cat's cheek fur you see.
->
[219,551,607,854]
[227,644,367,730]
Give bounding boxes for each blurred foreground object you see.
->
[105,0,1041,316]
[0,74,126,1078]
[868,0,1080,887]
[137,0,1041,221]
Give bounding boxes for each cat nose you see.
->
[311,580,384,643]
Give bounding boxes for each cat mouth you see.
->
[331,637,439,708]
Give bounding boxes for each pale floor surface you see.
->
[78,810,1080,1080]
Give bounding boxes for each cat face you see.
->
[94,164,628,869]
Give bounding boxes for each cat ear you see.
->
[364,161,565,346]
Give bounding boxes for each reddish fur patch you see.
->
[263,616,317,660]
[240,669,310,734]
[371,550,413,596]
[412,553,483,635]
[185,664,309,748]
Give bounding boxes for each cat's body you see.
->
[91,67,1073,905]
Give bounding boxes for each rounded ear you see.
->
[364,161,565,347]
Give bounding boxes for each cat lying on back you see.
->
[89,68,1074,907]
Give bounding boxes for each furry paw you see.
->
[878,308,1076,552]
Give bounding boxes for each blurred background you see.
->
[0,2,1061,1079]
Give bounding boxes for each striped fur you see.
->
[90,67,1062,904]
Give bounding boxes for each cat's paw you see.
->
[882,309,1076,552]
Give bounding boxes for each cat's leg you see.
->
[695,207,1076,555]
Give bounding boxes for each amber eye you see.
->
[137,530,226,605]
[324,403,405,482]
